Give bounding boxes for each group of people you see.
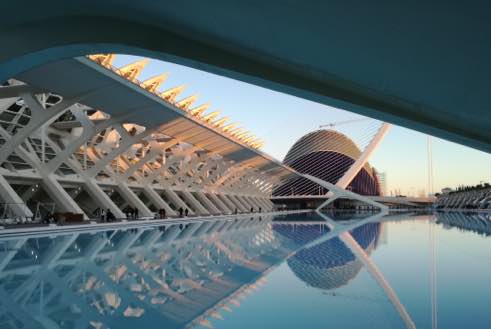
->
[249,207,262,213]
[124,207,139,220]
[153,207,189,219]
[99,208,116,222]
[93,204,264,223]
[178,207,189,217]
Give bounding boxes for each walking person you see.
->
[100,208,106,222]
[134,207,139,220]
[179,207,183,217]
[106,209,115,222]
[184,208,189,216]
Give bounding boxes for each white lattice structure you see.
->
[0,55,290,222]
[0,54,391,224]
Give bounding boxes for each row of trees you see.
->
[448,182,490,195]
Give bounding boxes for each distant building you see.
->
[376,172,387,196]
[272,129,381,209]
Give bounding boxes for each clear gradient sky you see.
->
[113,55,491,196]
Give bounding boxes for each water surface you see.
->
[0,211,489,328]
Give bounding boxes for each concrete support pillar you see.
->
[217,193,236,211]
[252,196,265,210]
[228,194,249,212]
[83,178,125,218]
[116,183,153,217]
[258,197,272,211]
[41,174,88,219]
[258,197,274,211]
[181,191,209,215]
[163,189,195,215]
[0,174,33,218]
[195,191,220,214]
[208,193,231,214]
[248,196,265,210]
[143,186,176,216]
[237,195,255,211]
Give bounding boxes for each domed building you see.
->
[272,129,381,209]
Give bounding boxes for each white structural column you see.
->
[255,197,269,211]
[217,194,237,212]
[180,191,209,215]
[0,126,88,218]
[336,123,391,189]
[221,194,242,212]
[246,196,264,211]
[116,183,153,217]
[84,146,154,218]
[247,196,263,210]
[207,193,232,213]
[194,191,220,214]
[262,197,275,211]
[143,186,176,216]
[163,189,195,215]
[237,195,255,211]
[257,197,272,210]
[41,174,88,218]
[83,178,125,218]
[227,195,248,212]
[0,174,33,218]
[0,92,78,164]
[233,194,252,212]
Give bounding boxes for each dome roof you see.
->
[283,129,375,179]
[284,129,362,165]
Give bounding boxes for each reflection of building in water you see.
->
[275,223,381,290]
[0,215,346,329]
[435,212,491,236]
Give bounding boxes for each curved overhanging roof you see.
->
[13,56,292,178]
[0,2,490,153]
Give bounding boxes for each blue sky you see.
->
[113,55,491,195]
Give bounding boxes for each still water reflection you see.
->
[0,211,489,328]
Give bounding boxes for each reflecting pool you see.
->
[0,211,489,328]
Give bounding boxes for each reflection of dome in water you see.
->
[285,223,380,290]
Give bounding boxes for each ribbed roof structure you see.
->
[274,130,381,197]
